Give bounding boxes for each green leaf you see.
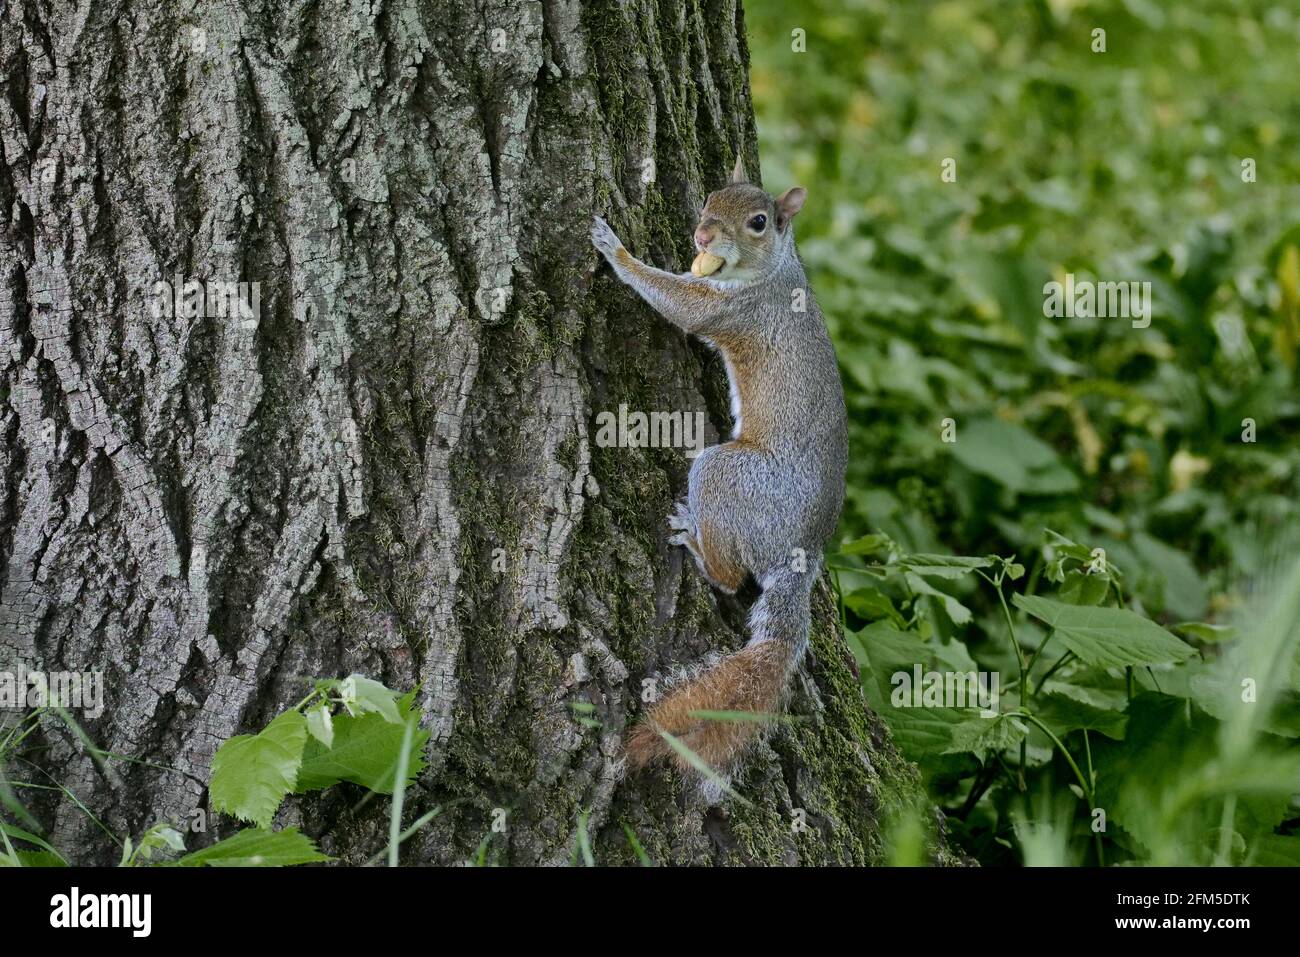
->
[210,710,308,829]
[295,692,428,795]
[655,728,750,806]
[0,824,68,864]
[905,572,973,625]
[1174,622,1237,643]
[339,675,403,724]
[176,828,330,867]
[621,822,652,866]
[944,714,1028,762]
[1130,532,1210,620]
[1033,692,1127,740]
[1252,835,1300,866]
[1057,571,1109,606]
[838,533,892,556]
[948,419,1079,494]
[852,622,980,761]
[1012,594,1195,668]
[843,587,907,627]
[14,850,66,867]
[305,705,334,748]
[898,554,993,580]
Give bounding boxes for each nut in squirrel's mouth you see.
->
[691,251,727,278]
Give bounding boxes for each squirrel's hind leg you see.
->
[668,500,745,595]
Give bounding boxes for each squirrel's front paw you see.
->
[590,215,624,263]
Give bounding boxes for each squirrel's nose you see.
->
[694,226,716,250]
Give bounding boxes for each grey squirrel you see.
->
[591,155,848,794]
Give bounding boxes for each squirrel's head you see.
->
[692,155,806,285]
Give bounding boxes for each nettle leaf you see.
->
[1043,529,1123,583]
[843,587,907,627]
[944,714,1028,762]
[852,622,983,763]
[1033,692,1127,740]
[1012,594,1195,668]
[886,706,972,761]
[176,827,330,867]
[1094,694,1300,854]
[210,710,308,829]
[1057,570,1109,606]
[948,419,1079,495]
[296,692,428,795]
[306,705,334,748]
[905,572,973,625]
[898,554,993,580]
[340,674,403,724]
[838,533,893,556]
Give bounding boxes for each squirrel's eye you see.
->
[747,214,767,232]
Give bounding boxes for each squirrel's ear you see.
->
[729,153,749,185]
[776,187,807,229]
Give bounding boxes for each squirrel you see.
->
[591,154,848,797]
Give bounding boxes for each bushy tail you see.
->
[624,566,814,774]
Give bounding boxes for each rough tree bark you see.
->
[0,0,952,865]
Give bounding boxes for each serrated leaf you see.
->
[340,674,403,724]
[1033,692,1127,740]
[838,533,892,556]
[1058,570,1109,606]
[898,554,993,579]
[1012,594,1194,668]
[852,622,983,762]
[210,710,308,829]
[176,827,330,867]
[306,705,334,748]
[295,692,428,795]
[906,572,973,625]
[944,714,1028,761]
[843,587,907,627]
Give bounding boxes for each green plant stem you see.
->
[1032,651,1076,696]
[1022,630,1056,686]
[1007,711,1105,866]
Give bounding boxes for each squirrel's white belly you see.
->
[720,352,742,438]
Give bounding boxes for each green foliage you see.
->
[835,529,1300,865]
[1012,594,1194,668]
[2,675,428,868]
[175,828,331,867]
[295,692,428,794]
[211,710,309,829]
[748,0,1300,865]
[210,676,428,827]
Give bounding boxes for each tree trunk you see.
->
[0,0,949,865]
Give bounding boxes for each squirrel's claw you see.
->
[667,501,695,534]
[591,215,624,262]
